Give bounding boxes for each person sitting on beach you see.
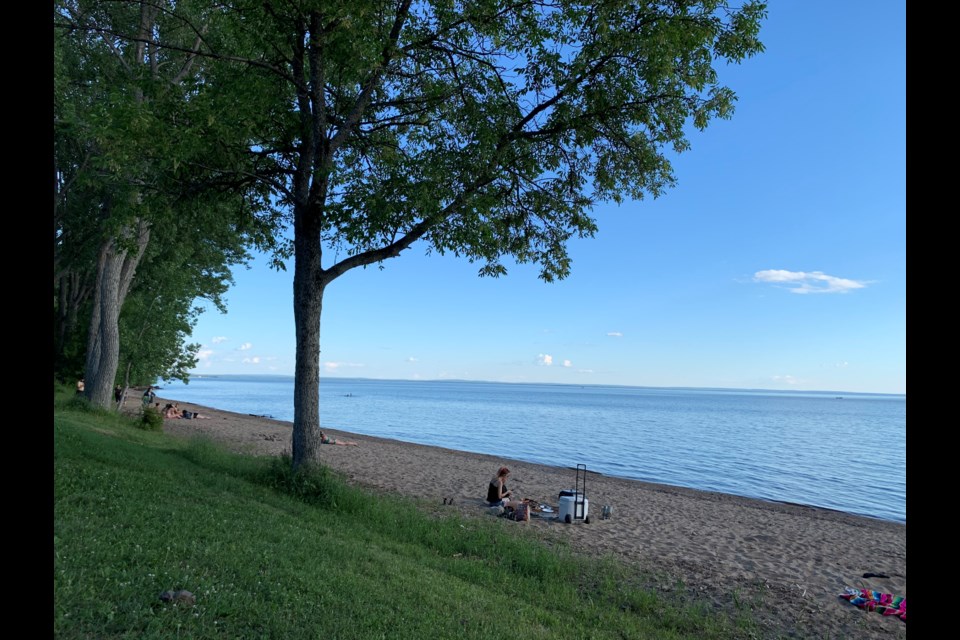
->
[487,466,522,509]
[163,403,181,419]
[319,431,358,446]
[180,408,211,420]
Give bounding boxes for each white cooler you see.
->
[558,494,589,523]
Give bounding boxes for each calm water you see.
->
[158,375,906,523]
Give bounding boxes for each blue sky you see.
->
[188,1,906,395]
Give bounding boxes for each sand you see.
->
[134,394,907,639]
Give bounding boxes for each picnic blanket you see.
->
[839,587,906,622]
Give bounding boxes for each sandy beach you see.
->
[135,394,906,639]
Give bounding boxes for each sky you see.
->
[186,1,906,395]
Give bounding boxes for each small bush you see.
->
[262,455,351,508]
[138,405,164,431]
[64,394,94,412]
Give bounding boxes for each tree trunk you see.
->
[54,270,89,375]
[291,203,325,469]
[84,217,151,408]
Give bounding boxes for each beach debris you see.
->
[254,432,284,442]
[159,590,196,606]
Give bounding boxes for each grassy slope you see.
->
[54,386,762,639]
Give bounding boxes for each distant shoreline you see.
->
[162,375,907,398]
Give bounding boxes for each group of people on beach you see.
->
[161,402,211,420]
[132,385,364,445]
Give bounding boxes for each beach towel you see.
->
[839,587,906,622]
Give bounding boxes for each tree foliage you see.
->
[75,0,767,464]
[54,0,280,403]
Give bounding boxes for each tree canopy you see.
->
[56,0,766,465]
[200,0,767,467]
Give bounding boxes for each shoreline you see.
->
[130,392,907,638]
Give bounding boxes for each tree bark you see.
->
[84,217,151,408]
[291,201,324,469]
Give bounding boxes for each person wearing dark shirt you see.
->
[486,466,521,508]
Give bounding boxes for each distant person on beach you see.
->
[486,466,521,509]
[180,408,211,420]
[76,379,85,395]
[163,403,181,419]
[142,386,156,406]
[114,385,123,404]
[319,431,358,446]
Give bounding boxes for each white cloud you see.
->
[771,374,801,385]
[607,331,623,337]
[196,349,214,362]
[407,357,418,363]
[562,359,572,368]
[753,269,867,294]
[238,342,253,351]
[211,336,228,344]
[834,361,849,368]
[242,356,261,364]
[537,354,553,366]
[577,369,594,374]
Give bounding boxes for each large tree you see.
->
[99,0,766,467]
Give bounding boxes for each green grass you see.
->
[54,384,763,639]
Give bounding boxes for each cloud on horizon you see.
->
[753,269,867,294]
[562,359,572,368]
[537,354,553,366]
[242,356,261,364]
[771,374,801,385]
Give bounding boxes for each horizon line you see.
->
[171,373,905,397]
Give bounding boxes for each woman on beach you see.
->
[487,467,521,509]
[163,403,181,419]
[319,431,358,446]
